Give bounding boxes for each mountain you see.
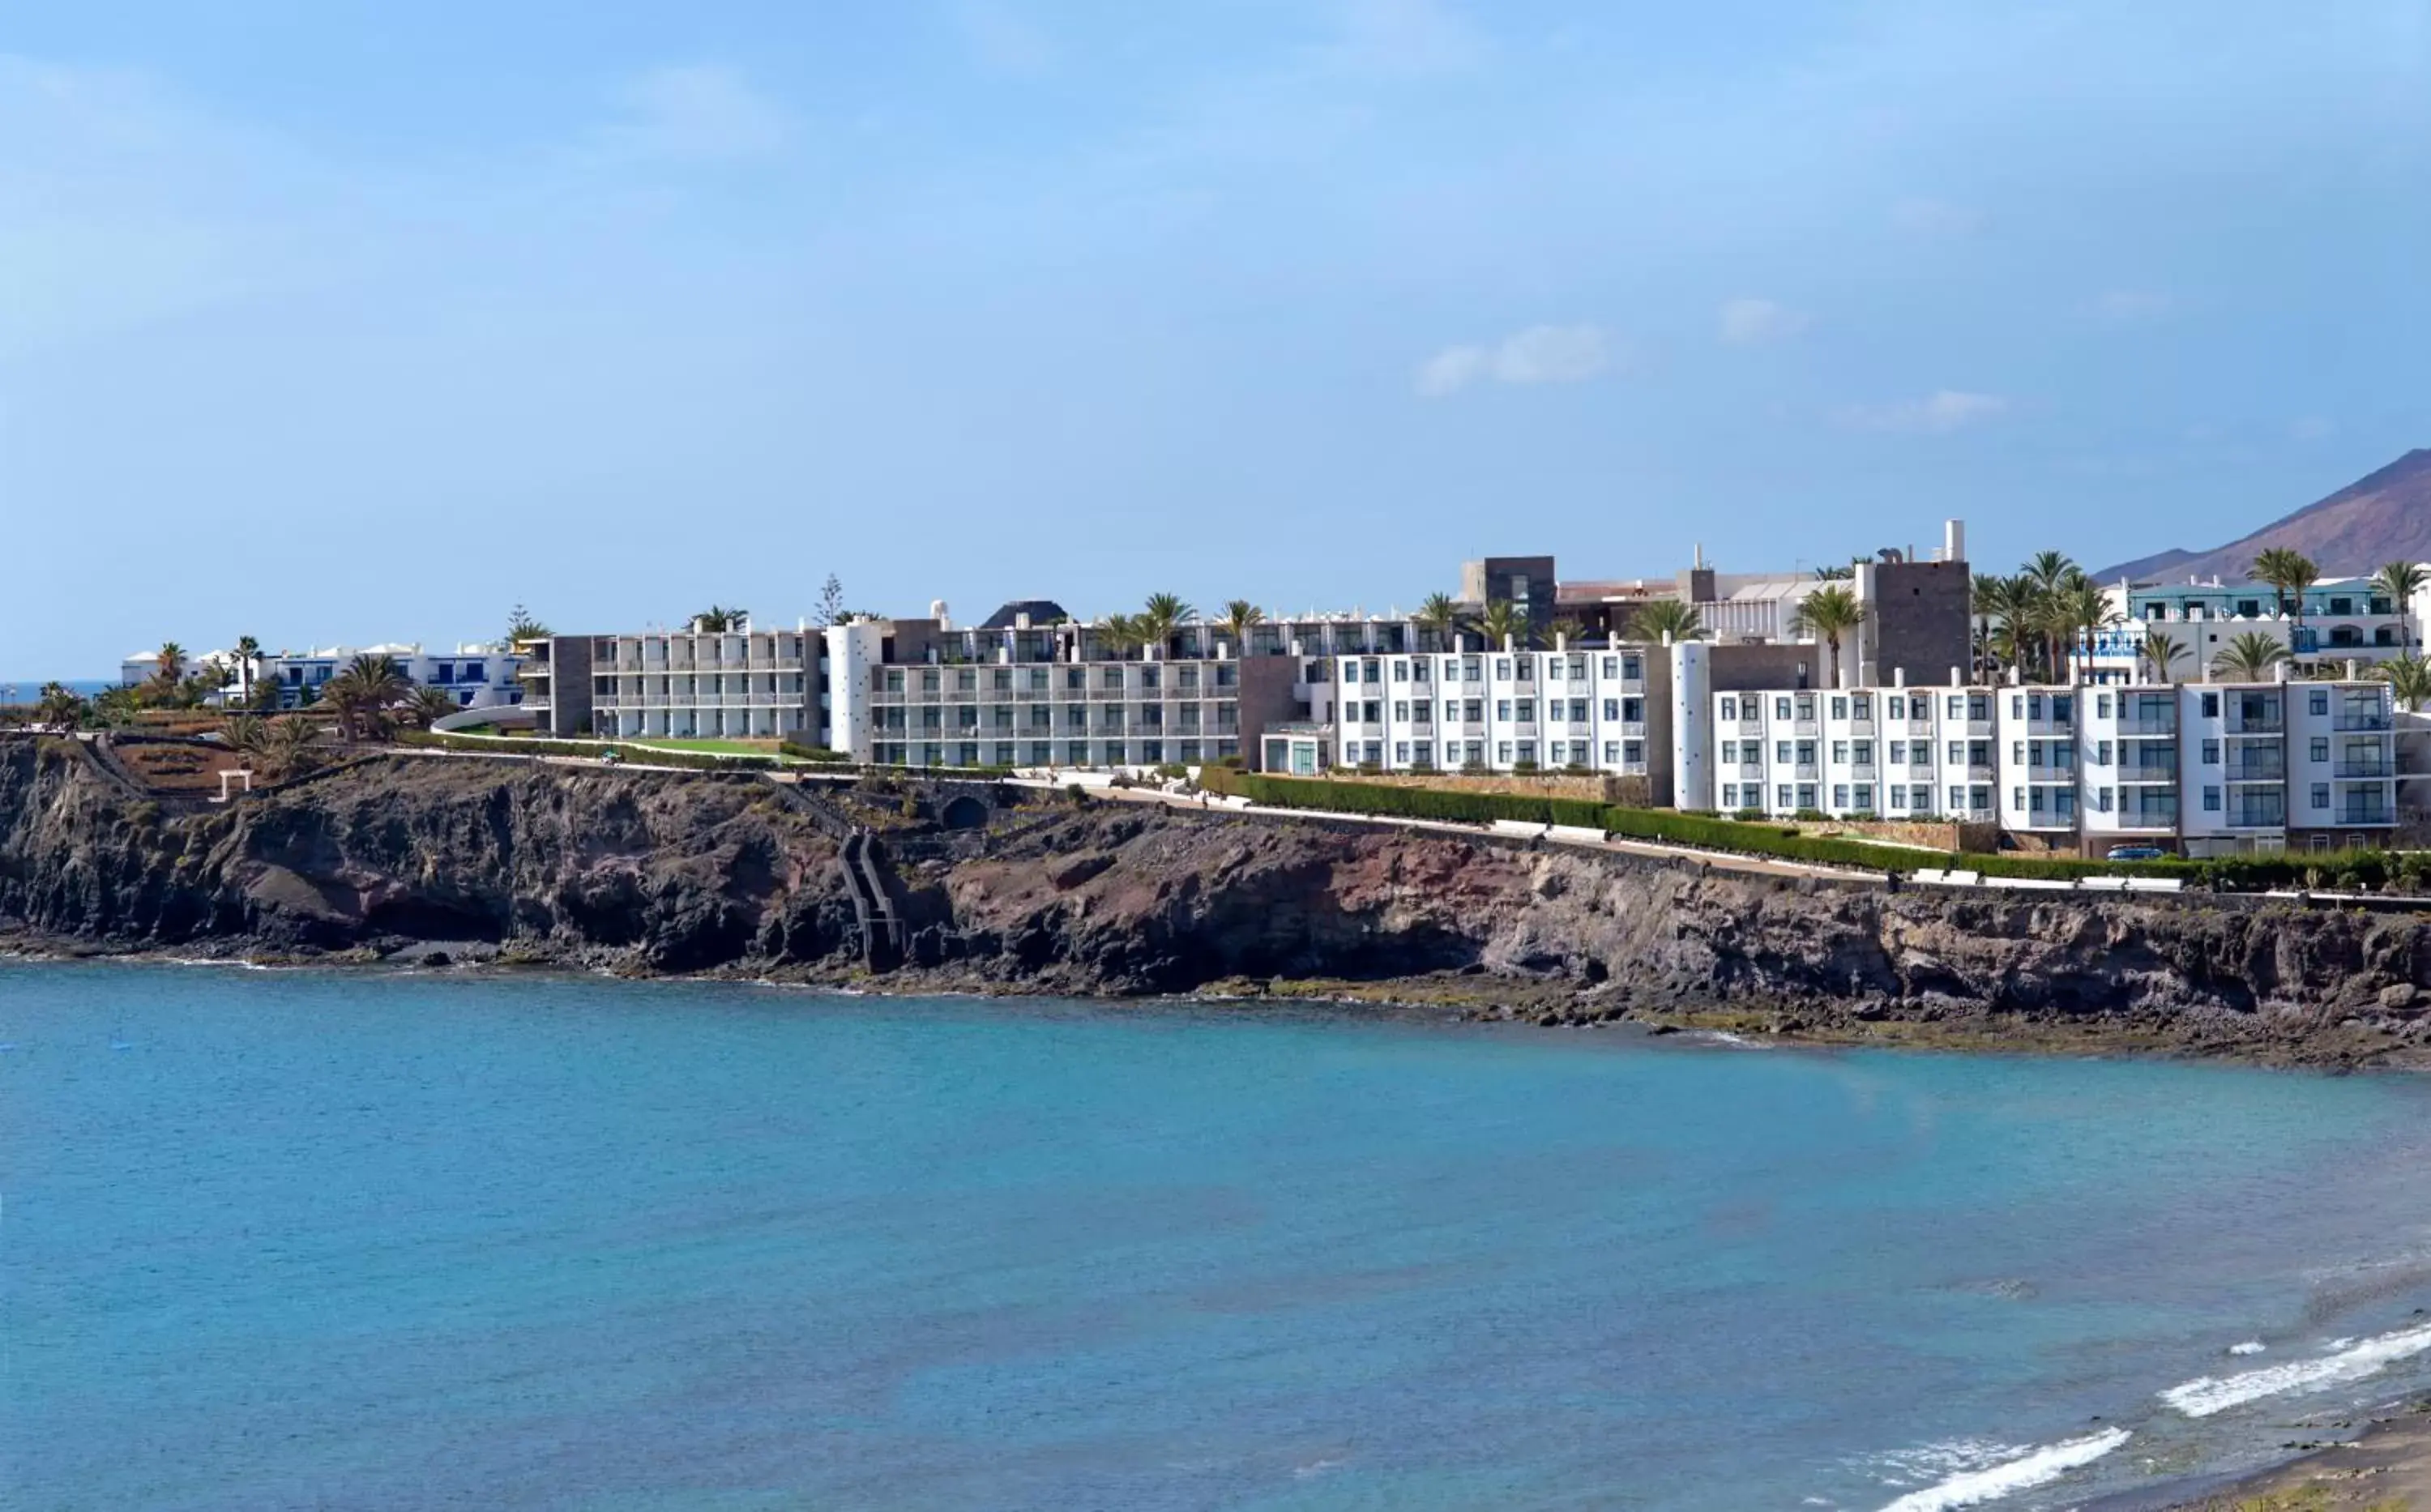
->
[2096,449,2431,583]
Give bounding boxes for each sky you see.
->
[4,0,2429,675]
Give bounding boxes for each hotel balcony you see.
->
[1792,762,1821,780]
[1904,719,1936,740]
[2226,803,2287,830]
[2114,715,2178,736]
[2224,760,2285,783]
[2119,768,2177,785]
[2335,759,2394,779]
[2337,803,2396,826]
[2226,708,2284,735]
[2335,709,2395,732]
[1736,761,1766,780]
[1966,762,1997,780]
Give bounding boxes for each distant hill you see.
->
[2097,449,2431,584]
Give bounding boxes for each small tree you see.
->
[2370,561,2429,653]
[1625,600,1703,643]
[814,574,847,626]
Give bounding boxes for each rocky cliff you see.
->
[6,738,2430,1064]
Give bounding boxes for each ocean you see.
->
[11,963,2431,1510]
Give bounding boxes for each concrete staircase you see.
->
[838,831,903,970]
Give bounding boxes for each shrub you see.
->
[1732,808,1765,822]
[1793,808,1831,822]
[1512,759,1540,774]
[778,741,849,763]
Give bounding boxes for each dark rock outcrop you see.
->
[6,738,2430,1065]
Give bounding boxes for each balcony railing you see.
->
[2335,711,2395,731]
[2115,716,2177,736]
[2224,762,2285,782]
[2335,761,2393,779]
[2227,805,2286,829]
[2339,805,2396,825]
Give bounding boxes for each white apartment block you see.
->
[1322,644,1660,779]
[1708,684,1999,823]
[521,626,825,741]
[1692,673,2398,855]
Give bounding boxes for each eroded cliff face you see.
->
[5,740,2430,1062]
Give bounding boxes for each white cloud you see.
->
[1717,297,1810,345]
[1835,390,2009,434]
[2290,415,2335,440]
[2091,288,2174,321]
[1332,0,1488,77]
[954,1,1057,75]
[597,66,793,161]
[1416,323,1613,396]
[1891,197,1990,237]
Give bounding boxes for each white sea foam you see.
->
[1874,1429,2129,1511]
[2228,1340,2267,1356]
[2162,1322,2431,1416]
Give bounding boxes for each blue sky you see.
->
[5,0,2428,674]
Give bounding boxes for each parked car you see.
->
[2104,844,2166,861]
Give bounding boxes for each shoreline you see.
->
[2145,1399,2431,1509]
[9,930,2431,1074]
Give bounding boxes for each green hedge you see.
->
[397,730,784,772]
[778,741,850,763]
[1194,770,2399,890]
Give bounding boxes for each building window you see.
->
[1604,698,1619,720]
[1722,741,1738,763]
[1831,697,1848,720]
[2096,741,2112,766]
[1720,697,1738,720]
[1852,741,1872,765]
[1621,655,1642,680]
[1777,785,1793,808]
[2203,786,2220,811]
[1496,741,1513,762]
[1853,784,1873,810]
[1832,784,1850,809]
[1604,656,1621,678]
[1623,740,1642,764]
[1497,699,1512,721]
[1889,741,1906,764]
[1515,698,1536,723]
[2310,690,2330,716]
[2201,739,2220,764]
[2312,783,2331,809]
[1723,784,1739,808]
[2311,737,2330,762]
[1796,784,1817,809]
[1606,741,1621,762]
[2201,692,2220,717]
[1889,787,1908,811]
[1832,741,1849,763]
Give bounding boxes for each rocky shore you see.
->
[6,737,2431,1066]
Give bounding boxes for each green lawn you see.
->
[622,737,779,756]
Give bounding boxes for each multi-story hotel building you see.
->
[2084,573,2428,682]
[521,622,827,742]
[822,602,1401,771]
[1707,681,1999,823]
[1321,642,1668,790]
[1690,668,2398,856]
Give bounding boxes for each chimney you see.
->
[1950,667,1963,687]
[931,599,951,630]
[1015,613,1032,630]
[1942,519,1966,565]
[2348,658,2362,681]
[1893,667,1906,687]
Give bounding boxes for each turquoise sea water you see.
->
[11,964,2431,1510]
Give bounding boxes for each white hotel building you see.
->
[1691,667,2399,856]
[1320,644,1663,783]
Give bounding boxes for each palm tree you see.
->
[322,652,409,742]
[2370,652,2431,711]
[1139,592,1195,656]
[265,715,323,779]
[2250,547,2320,626]
[219,714,268,762]
[36,681,86,729]
[2053,580,2119,681]
[1215,599,1263,655]
[1976,576,2041,681]
[1097,613,1145,660]
[2211,630,2290,682]
[2371,562,2429,653]
[1790,584,1868,688]
[1624,599,1704,643]
[233,635,262,704]
[404,686,459,728]
[154,641,188,686]
[1549,616,1588,647]
[2138,630,2187,685]
[1476,599,1527,651]
[692,606,747,633]
[1413,592,1463,651]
